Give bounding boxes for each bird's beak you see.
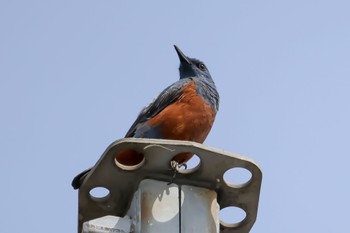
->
[174,45,191,65]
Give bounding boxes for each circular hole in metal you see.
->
[220,206,246,227]
[223,167,252,187]
[89,187,110,201]
[172,153,200,174]
[115,149,145,170]
[178,154,200,174]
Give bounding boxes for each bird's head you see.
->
[174,45,212,80]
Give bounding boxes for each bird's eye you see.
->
[198,63,206,71]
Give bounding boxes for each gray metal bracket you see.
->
[77,138,262,233]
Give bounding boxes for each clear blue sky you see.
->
[1,1,349,232]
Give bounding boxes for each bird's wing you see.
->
[125,78,191,137]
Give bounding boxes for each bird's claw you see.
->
[168,161,187,185]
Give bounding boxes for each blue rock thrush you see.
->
[72,45,219,189]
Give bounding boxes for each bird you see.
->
[72,45,219,189]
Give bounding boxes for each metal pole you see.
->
[76,138,262,233]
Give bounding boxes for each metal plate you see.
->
[77,138,262,233]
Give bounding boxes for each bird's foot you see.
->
[168,161,187,185]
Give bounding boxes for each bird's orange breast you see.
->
[116,80,217,165]
[148,80,216,143]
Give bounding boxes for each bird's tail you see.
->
[71,168,92,189]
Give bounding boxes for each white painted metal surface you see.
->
[129,179,219,233]
[82,215,131,233]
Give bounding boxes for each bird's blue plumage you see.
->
[125,78,191,138]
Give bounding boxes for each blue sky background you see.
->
[1,1,349,232]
